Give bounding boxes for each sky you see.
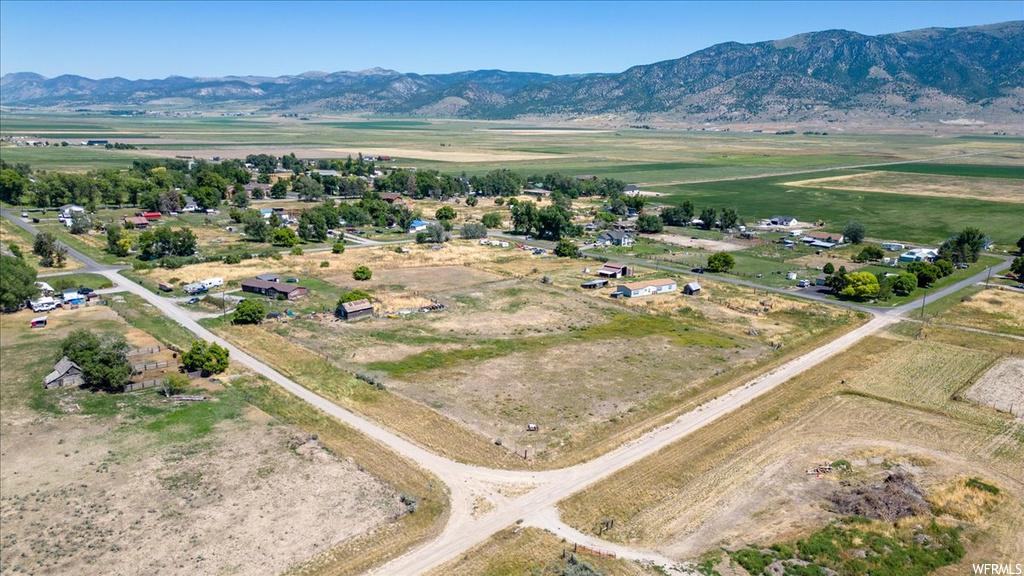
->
[1,1,1020,78]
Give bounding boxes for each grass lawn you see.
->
[42,272,113,291]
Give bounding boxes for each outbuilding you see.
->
[43,356,84,389]
[338,298,373,320]
[614,278,677,298]
[597,263,633,278]
[581,279,609,289]
[683,281,702,295]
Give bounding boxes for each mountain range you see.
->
[2,21,1022,125]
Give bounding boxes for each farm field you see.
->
[125,241,862,468]
[557,320,1024,572]
[0,302,447,576]
[784,169,1024,203]
[925,285,1024,337]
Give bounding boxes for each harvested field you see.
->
[935,287,1024,336]
[324,265,502,293]
[558,331,1024,567]
[785,170,1024,203]
[966,358,1024,418]
[327,146,562,162]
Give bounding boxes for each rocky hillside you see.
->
[3,21,1021,125]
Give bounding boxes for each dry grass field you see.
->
[0,218,83,272]
[931,287,1024,337]
[966,358,1024,417]
[153,241,865,470]
[785,170,1024,203]
[0,304,447,576]
[558,324,1024,571]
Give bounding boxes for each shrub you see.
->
[355,372,385,391]
[233,299,266,325]
[460,222,487,239]
[823,262,835,275]
[706,252,735,273]
[966,478,1000,495]
[353,265,372,281]
[855,245,885,261]
[223,253,243,265]
[332,241,345,254]
[481,212,502,228]
[290,246,303,256]
[160,373,190,397]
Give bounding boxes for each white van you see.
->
[201,277,223,289]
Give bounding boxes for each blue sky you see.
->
[1,1,1020,78]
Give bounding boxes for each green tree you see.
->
[337,289,372,305]
[1017,236,1024,255]
[465,196,478,207]
[160,373,190,397]
[940,227,986,263]
[332,241,345,254]
[59,329,130,389]
[353,265,372,281]
[33,231,56,260]
[435,205,458,222]
[231,190,250,208]
[0,169,29,203]
[719,207,739,231]
[271,227,299,247]
[699,207,717,230]
[233,299,266,325]
[822,262,835,275]
[298,208,329,242]
[106,225,129,256]
[270,179,289,199]
[1009,256,1024,279]
[892,272,918,296]
[535,205,577,240]
[660,205,692,226]
[242,210,270,242]
[481,212,503,229]
[292,175,325,202]
[855,245,885,261]
[934,259,954,278]
[511,200,538,234]
[416,223,447,244]
[843,221,866,244]
[906,262,940,287]
[635,214,664,233]
[706,252,735,273]
[828,265,849,293]
[839,272,880,299]
[554,239,581,258]
[182,340,230,375]
[460,222,487,239]
[0,256,38,312]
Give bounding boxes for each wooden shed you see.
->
[338,299,373,320]
[43,356,84,389]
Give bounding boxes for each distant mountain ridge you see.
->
[3,21,1022,125]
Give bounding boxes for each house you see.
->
[770,216,799,227]
[815,274,829,286]
[315,169,339,177]
[255,273,279,283]
[244,182,271,196]
[899,248,939,263]
[59,204,86,218]
[802,231,844,244]
[881,242,905,252]
[523,189,551,199]
[31,316,48,328]
[43,356,84,389]
[581,279,609,289]
[124,216,150,229]
[683,281,702,295]
[140,211,162,221]
[338,298,373,320]
[182,197,199,212]
[409,219,428,233]
[380,192,403,203]
[597,230,635,247]
[614,278,677,298]
[597,263,633,278]
[240,278,308,300]
[807,240,836,249]
[624,184,642,195]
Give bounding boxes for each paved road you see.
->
[1,208,112,274]
[2,208,1014,574]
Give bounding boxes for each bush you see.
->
[481,212,502,229]
[181,340,230,375]
[706,252,735,273]
[233,299,266,325]
[460,222,487,239]
[823,262,835,275]
[338,290,372,305]
[554,239,581,258]
[290,246,303,255]
[160,373,190,397]
[855,245,885,261]
[355,372,385,391]
[223,253,243,265]
[353,265,372,281]
[966,478,1000,495]
[332,241,345,254]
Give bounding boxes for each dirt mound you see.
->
[828,471,929,521]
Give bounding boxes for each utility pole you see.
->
[986,266,992,287]
[920,290,927,320]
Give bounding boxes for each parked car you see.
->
[187,297,200,304]
[77,287,95,295]
[21,212,29,218]
[285,277,299,283]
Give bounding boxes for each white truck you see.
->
[201,277,223,290]
[30,297,57,313]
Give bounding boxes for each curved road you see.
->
[1,208,1012,575]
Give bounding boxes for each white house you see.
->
[597,230,634,247]
[615,278,677,298]
[770,216,799,227]
[899,248,938,263]
[408,219,428,233]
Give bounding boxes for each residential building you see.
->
[899,248,939,263]
[240,278,308,300]
[802,231,844,243]
[614,278,677,298]
[124,216,150,229]
[597,263,633,278]
[770,216,799,227]
[409,219,428,233]
[597,230,635,247]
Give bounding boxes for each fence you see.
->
[124,379,161,392]
[127,346,161,357]
[131,360,171,373]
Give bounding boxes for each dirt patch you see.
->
[651,233,749,252]
[828,470,930,520]
[0,413,400,576]
[785,171,1024,203]
[330,265,503,293]
[965,358,1024,418]
[939,288,1024,336]
[327,146,561,162]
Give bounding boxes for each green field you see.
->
[871,163,1024,179]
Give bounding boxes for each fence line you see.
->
[127,345,161,357]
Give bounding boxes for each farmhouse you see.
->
[380,192,404,204]
[124,216,150,229]
[597,263,633,278]
[683,281,702,295]
[802,231,844,243]
[43,356,84,389]
[615,278,677,298]
[624,184,642,195]
[244,182,271,196]
[597,230,635,247]
[899,248,939,263]
[338,299,373,320]
[770,216,799,227]
[240,278,308,300]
